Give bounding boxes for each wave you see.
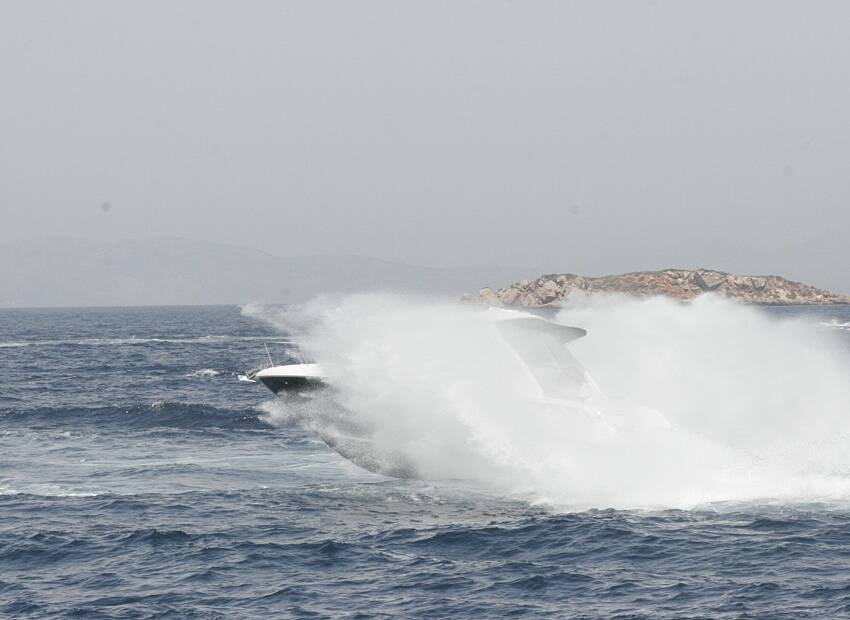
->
[0,402,272,431]
[0,335,290,349]
[253,293,850,510]
[116,528,196,546]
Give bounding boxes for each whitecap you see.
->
[184,369,221,378]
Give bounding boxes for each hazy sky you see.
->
[3,1,849,288]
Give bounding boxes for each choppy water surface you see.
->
[3,304,850,619]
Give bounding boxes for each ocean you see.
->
[3,302,850,619]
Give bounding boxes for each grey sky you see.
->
[3,1,849,291]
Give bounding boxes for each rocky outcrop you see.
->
[468,269,850,307]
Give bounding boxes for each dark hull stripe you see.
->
[258,376,325,395]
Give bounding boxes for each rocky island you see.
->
[470,269,850,307]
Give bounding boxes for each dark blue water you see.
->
[3,304,850,619]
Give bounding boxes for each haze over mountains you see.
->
[0,238,531,308]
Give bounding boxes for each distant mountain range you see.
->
[0,238,529,308]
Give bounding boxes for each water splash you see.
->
[246,293,850,510]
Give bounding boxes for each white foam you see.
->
[0,483,102,498]
[252,293,850,510]
[255,398,299,427]
[184,369,221,378]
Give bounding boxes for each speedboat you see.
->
[241,362,326,395]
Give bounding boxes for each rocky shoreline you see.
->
[469,269,850,307]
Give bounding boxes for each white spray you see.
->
[245,293,850,510]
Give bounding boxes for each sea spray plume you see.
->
[245,296,702,506]
[558,293,850,503]
[245,294,850,509]
[245,295,547,479]
[558,294,850,455]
